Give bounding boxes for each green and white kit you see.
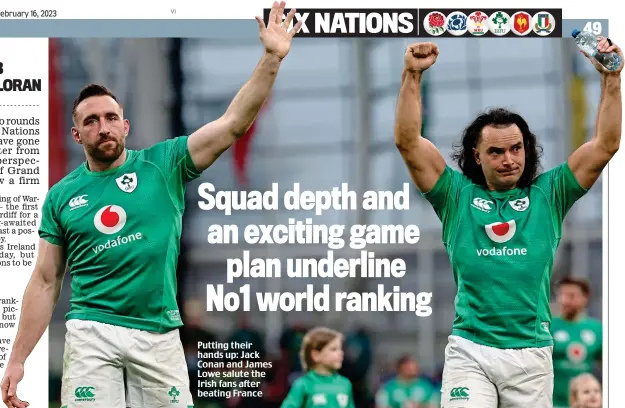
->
[41,136,201,407]
[423,162,587,408]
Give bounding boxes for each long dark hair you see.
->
[451,108,544,189]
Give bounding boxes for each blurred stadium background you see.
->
[47,37,603,407]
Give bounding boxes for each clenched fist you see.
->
[404,42,439,72]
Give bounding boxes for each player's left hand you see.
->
[255,1,302,60]
[580,36,623,75]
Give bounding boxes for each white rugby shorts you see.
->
[440,335,553,408]
[60,319,194,407]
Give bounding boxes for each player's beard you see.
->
[562,308,581,320]
[86,137,125,163]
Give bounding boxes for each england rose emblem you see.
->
[425,12,446,35]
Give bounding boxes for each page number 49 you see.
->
[583,21,602,35]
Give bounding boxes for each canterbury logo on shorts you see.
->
[450,387,470,400]
[74,386,96,399]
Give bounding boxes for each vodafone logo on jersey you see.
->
[485,220,516,243]
[567,342,587,363]
[94,205,127,235]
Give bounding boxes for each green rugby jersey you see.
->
[552,315,602,407]
[39,136,201,333]
[423,162,587,348]
[376,377,436,408]
[281,371,355,408]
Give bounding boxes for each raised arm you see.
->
[187,1,302,172]
[2,239,67,408]
[395,42,447,193]
[568,37,623,189]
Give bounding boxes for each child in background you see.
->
[280,327,355,408]
[569,373,602,408]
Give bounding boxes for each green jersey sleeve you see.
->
[141,136,202,183]
[39,188,64,246]
[533,162,588,230]
[421,166,472,243]
[280,377,308,408]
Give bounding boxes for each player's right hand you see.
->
[404,42,439,72]
[1,362,29,408]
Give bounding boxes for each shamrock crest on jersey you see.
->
[508,196,529,211]
[581,329,596,345]
[116,172,138,193]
